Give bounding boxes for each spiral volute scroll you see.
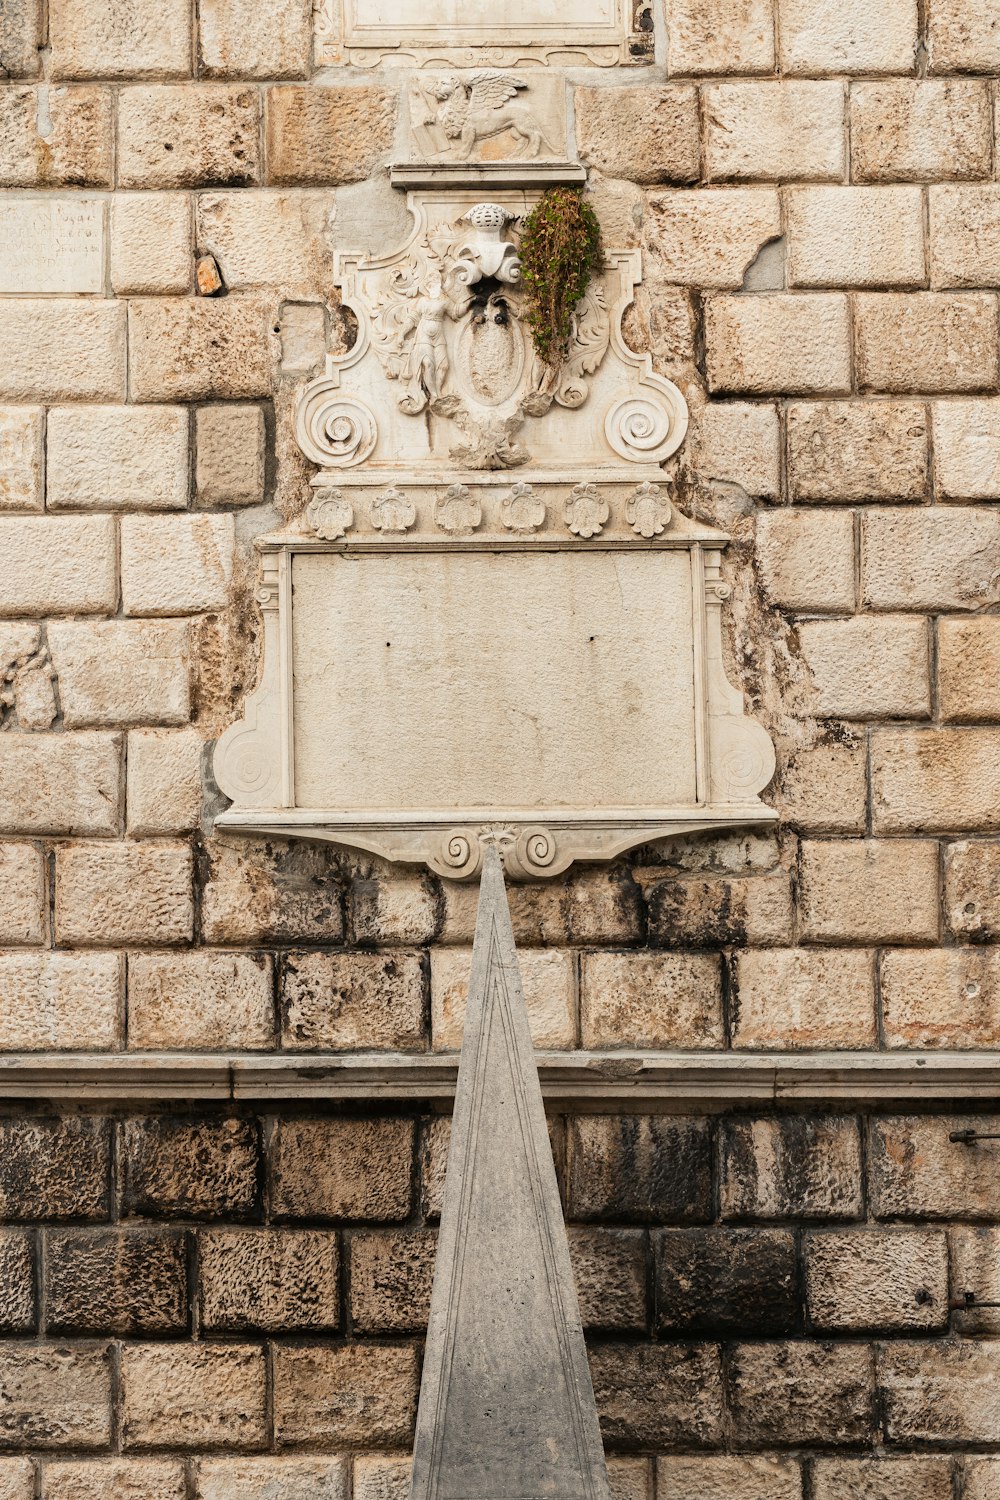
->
[295,378,378,469]
[504,826,559,880]
[434,829,484,881]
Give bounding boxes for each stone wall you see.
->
[2,1103,1000,1497]
[3,0,1000,1487]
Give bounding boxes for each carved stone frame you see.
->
[213,527,777,879]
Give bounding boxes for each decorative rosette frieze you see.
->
[434,484,483,535]
[625,482,671,539]
[370,486,417,534]
[501,482,546,534]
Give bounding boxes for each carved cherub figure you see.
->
[388,272,473,413]
[413,72,556,161]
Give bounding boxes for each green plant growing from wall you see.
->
[519,188,604,369]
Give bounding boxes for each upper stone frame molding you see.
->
[315,0,655,69]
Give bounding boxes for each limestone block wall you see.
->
[2,0,1000,1487]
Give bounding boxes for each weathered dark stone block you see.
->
[350,1229,435,1333]
[45,1229,188,1336]
[270,1118,414,1222]
[200,1229,340,1333]
[589,1343,724,1448]
[721,1116,863,1220]
[655,1228,798,1335]
[0,1118,110,1222]
[122,1117,262,1220]
[569,1226,647,1333]
[730,1341,874,1447]
[0,1232,34,1333]
[567,1116,712,1223]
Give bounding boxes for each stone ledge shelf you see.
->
[1,1053,999,1108]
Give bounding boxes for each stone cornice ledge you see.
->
[0,1052,998,1108]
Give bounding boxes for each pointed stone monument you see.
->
[410,840,611,1500]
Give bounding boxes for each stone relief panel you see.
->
[315,0,654,69]
[405,73,567,166]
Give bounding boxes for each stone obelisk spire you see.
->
[410,840,611,1500]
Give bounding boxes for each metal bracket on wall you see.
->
[950,1291,1000,1311]
[949,1129,1000,1144]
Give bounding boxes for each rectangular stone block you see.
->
[350,1229,435,1334]
[644,871,793,947]
[733,948,877,1048]
[197,1459,347,1500]
[352,1456,410,1500]
[350,872,438,946]
[111,192,192,295]
[197,190,334,296]
[951,171,1000,307]
[127,727,205,837]
[881,1341,1000,1443]
[939,618,1000,721]
[431,946,576,1049]
[787,400,928,502]
[950,1226,1000,1333]
[50,0,190,77]
[0,843,45,944]
[0,0,41,76]
[799,838,939,943]
[0,516,116,616]
[195,404,266,507]
[656,1228,798,1336]
[871,1115,1000,1217]
[200,1229,339,1333]
[882,948,1000,1048]
[0,1118,110,1221]
[0,733,121,837]
[569,1226,647,1334]
[756,510,856,612]
[567,1116,712,1223]
[0,1463,33,1500]
[590,1344,723,1448]
[933,397,1000,498]
[798,615,930,719]
[123,1117,261,1220]
[264,87,396,186]
[273,1344,418,1446]
[722,1116,863,1219]
[0,198,103,293]
[121,1344,266,1450]
[47,405,188,511]
[787,187,925,288]
[0,952,122,1050]
[48,621,191,728]
[45,1228,188,1336]
[856,292,1000,394]
[0,86,111,187]
[201,842,345,945]
[853,80,991,183]
[118,85,259,189]
[705,294,851,395]
[805,1229,948,1332]
[0,1232,34,1333]
[688,400,780,498]
[862,508,1000,611]
[657,1457,801,1499]
[55,841,193,946]
[646,189,780,289]
[778,0,917,72]
[777,738,868,834]
[280,950,424,1050]
[576,86,700,184]
[42,1461,186,1500]
[128,951,273,1050]
[129,296,276,401]
[665,0,775,74]
[121,514,234,615]
[0,300,124,401]
[872,727,1000,832]
[928,0,1000,70]
[200,0,310,77]
[271,1118,414,1222]
[703,81,846,182]
[945,840,1000,940]
[438,866,642,948]
[580,950,723,1049]
[0,409,43,512]
[730,1342,873,1446]
[812,1457,952,1499]
[0,1346,111,1450]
